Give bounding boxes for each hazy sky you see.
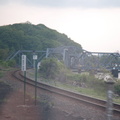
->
[0,0,120,52]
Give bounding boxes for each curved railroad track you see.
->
[12,69,120,117]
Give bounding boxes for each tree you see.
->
[0,23,82,61]
[0,49,9,60]
[39,58,64,79]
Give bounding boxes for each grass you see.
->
[26,70,120,104]
[50,81,120,104]
[54,81,106,100]
[113,97,120,104]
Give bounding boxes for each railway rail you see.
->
[12,70,120,117]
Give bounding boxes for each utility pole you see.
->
[105,76,115,120]
[21,55,27,105]
[33,53,38,105]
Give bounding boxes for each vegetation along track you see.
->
[12,70,120,116]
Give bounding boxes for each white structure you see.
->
[21,55,26,71]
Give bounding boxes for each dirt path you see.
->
[0,90,41,120]
[0,70,41,120]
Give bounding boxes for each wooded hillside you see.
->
[0,22,82,60]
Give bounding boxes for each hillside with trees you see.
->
[0,22,82,60]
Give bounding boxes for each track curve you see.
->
[12,70,120,117]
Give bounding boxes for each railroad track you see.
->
[12,70,120,116]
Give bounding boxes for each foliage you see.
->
[0,72,3,78]
[39,58,65,79]
[0,60,9,68]
[0,23,82,61]
[66,73,88,83]
[114,85,120,95]
[66,72,106,95]
[7,60,16,67]
[0,60,16,68]
[39,57,107,94]
[0,49,9,60]
[114,81,120,96]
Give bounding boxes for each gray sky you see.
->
[0,0,120,52]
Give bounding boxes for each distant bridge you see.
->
[6,46,120,71]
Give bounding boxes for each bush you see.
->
[0,60,16,68]
[66,73,88,83]
[7,60,16,67]
[0,60,8,68]
[39,58,65,79]
[114,84,120,96]
[66,72,106,94]
[0,72,3,78]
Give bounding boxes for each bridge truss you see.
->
[6,50,46,67]
[6,46,120,71]
[78,50,120,71]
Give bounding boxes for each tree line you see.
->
[0,22,82,60]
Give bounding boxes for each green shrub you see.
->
[114,84,120,96]
[0,60,16,68]
[39,58,65,79]
[66,72,106,94]
[7,60,16,67]
[0,72,3,78]
[0,60,8,68]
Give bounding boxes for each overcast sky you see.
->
[0,0,120,52]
